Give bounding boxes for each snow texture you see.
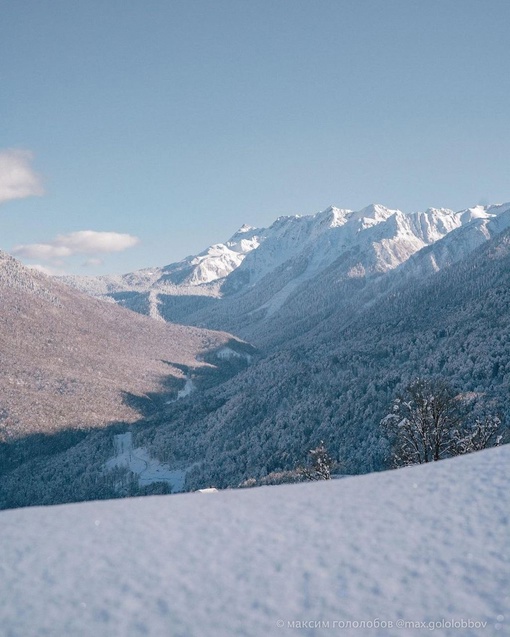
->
[1,446,508,637]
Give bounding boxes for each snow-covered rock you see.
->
[1,446,508,637]
[60,201,510,348]
[60,223,264,295]
[61,202,508,293]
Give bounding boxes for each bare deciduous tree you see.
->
[381,378,507,467]
[455,414,507,454]
[381,378,464,466]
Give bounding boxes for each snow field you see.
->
[1,445,508,637]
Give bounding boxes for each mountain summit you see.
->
[61,202,510,346]
[4,203,510,506]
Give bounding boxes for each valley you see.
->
[3,5,509,634]
[1,201,509,508]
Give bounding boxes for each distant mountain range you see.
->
[57,200,510,489]
[136,215,510,491]
[62,202,510,348]
[2,200,510,508]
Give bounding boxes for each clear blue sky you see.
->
[1,0,509,274]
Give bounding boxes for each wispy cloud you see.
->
[13,243,72,260]
[0,149,44,204]
[12,230,140,263]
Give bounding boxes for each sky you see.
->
[1,0,509,275]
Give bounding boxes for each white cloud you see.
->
[12,231,139,263]
[12,243,72,260]
[52,231,139,254]
[0,149,44,204]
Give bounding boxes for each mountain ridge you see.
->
[60,202,510,346]
[2,206,510,506]
[0,249,246,441]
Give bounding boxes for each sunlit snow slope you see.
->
[61,202,510,346]
[1,446,508,637]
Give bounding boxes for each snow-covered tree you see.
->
[301,442,333,480]
[381,378,464,466]
[381,379,508,468]
[455,414,507,454]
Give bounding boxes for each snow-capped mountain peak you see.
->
[225,225,263,255]
[60,201,510,341]
[238,223,255,233]
[353,203,399,221]
[313,205,352,229]
[458,204,496,224]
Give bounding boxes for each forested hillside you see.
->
[0,252,250,508]
[3,225,509,507]
[135,225,510,489]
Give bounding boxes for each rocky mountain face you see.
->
[62,202,510,349]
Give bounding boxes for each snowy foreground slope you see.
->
[1,447,508,637]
